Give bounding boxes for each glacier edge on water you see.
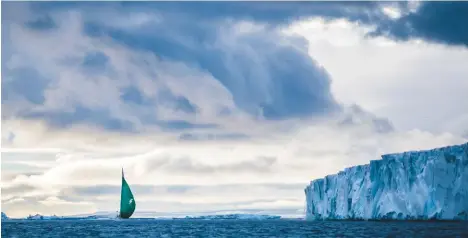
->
[304,143,468,220]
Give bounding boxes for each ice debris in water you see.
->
[174,214,282,220]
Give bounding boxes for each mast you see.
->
[118,168,123,218]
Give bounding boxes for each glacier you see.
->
[305,142,468,220]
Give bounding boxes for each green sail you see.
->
[119,169,136,219]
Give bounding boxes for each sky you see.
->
[1,1,468,218]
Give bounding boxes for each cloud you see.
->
[59,183,305,200]
[1,196,95,218]
[178,132,250,141]
[4,2,465,132]
[2,184,38,197]
[109,2,468,48]
[3,5,236,133]
[141,155,277,175]
[370,2,468,47]
[27,2,384,26]
[287,17,468,137]
[2,1,341,137]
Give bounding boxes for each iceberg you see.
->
[26,214,65,220]
[2,212,9,220]
[26,214,45,220]
[305,143,468,220]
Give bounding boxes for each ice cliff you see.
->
[305,143,468,220]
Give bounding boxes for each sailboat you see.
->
[118,168,136,219]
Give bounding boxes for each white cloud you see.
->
[3,9,245,131]
[2,196,96,218]
[382,6,402,19]
[286,17,468,136]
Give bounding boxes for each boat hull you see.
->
[119,211,133,219]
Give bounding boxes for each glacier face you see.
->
[305,143,468,220]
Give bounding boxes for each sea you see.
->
[2,219,468,237]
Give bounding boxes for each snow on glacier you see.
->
[304,143,468,220]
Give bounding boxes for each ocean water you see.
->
[2,220,468,237]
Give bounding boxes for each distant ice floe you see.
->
[172,214,282,220]
[2,212,282,221]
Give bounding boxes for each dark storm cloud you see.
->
[81,12,340,120]
[4,1,462,133]
[370,2,468,47]
[2,1,342,133]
